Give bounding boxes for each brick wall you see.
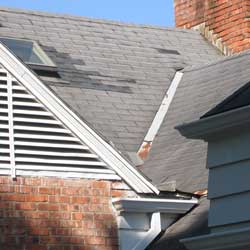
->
[174,0,250,54]
[0,176,136,250]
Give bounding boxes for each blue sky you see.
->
[0,0,174,26]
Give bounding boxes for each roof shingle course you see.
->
[0,6,221,154]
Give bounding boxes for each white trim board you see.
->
[0,43,159,194]
[138,72,183,159]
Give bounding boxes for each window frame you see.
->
[0,37,56,68]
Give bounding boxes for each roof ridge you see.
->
[182,50,250,73]
[0,5,198,33]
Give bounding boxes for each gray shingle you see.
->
[0,6,221,154]
[141,52,250,193]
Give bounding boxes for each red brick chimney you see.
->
[174,0,250,55]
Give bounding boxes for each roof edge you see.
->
[176,104,250,140]
[0,6,197,32]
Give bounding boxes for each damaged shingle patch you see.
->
[156,48,181,55]
[117,78,137,84]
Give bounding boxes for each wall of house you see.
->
[0,175,136,250]
[206,128,250,232]
[174,0,250,54]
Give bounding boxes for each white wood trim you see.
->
[15,149,98,159]
[14,141,88,149]
[14,149,99,158]
[7,73,16,178]
[13,125,71,134]
[0,43,158,194]
[0,140,10,145]
[13,102,43,107]
[13,117,61,125]
[0,169,120,180]
[14,133,80,142]
[138,72,183,153]
[12,93,36,99]
[0,108,8,112]
[15,164,115,174]
[0,156,10,161]
[15,157,107,166]
[13,110,52,116]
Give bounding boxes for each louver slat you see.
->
[0,66,119,180]
[0,75,10,171]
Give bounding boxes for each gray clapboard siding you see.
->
[208,159,250,199]
[209,191,250,227]
[207,131,250,168]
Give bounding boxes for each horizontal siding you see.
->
[208,159,250,199]
[209,191,250,227]
[207,131,250,168]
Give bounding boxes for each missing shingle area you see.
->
[155,48,180,55]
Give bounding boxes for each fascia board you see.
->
[181,226,250,250]
[0,43,159,194]
[112,197,197,213]
[176,105,250,140]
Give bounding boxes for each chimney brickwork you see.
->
[174,0,250,54]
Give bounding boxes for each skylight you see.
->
[0,37,55,67]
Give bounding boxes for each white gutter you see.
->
[113,197,197,250]
[138,72,183,160]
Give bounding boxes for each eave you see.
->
[176,105,250,140]
[181,226,250,250]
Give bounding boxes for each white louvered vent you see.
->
[0,67,119,180]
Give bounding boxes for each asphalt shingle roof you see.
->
[141,52,250,193]
[0,6,221,154]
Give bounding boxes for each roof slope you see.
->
[148,197,209,250]
[0,7,221,154]
[202,80,250,118]
[141,52,250,193]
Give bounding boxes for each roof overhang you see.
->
[112,197,197,213]
[0,42,159,194]
[181,226,250,250]
[176,105,250,140]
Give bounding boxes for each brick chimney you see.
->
[174,0,250,55]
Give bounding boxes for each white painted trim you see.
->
[112,197,197,213]
[133,212,161,250]
[113,197,197,250]
[0,43,159,194]
[0,169,120,180]
[7,72,15,178]
[181,226,250,250]
[138,72,183,152]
